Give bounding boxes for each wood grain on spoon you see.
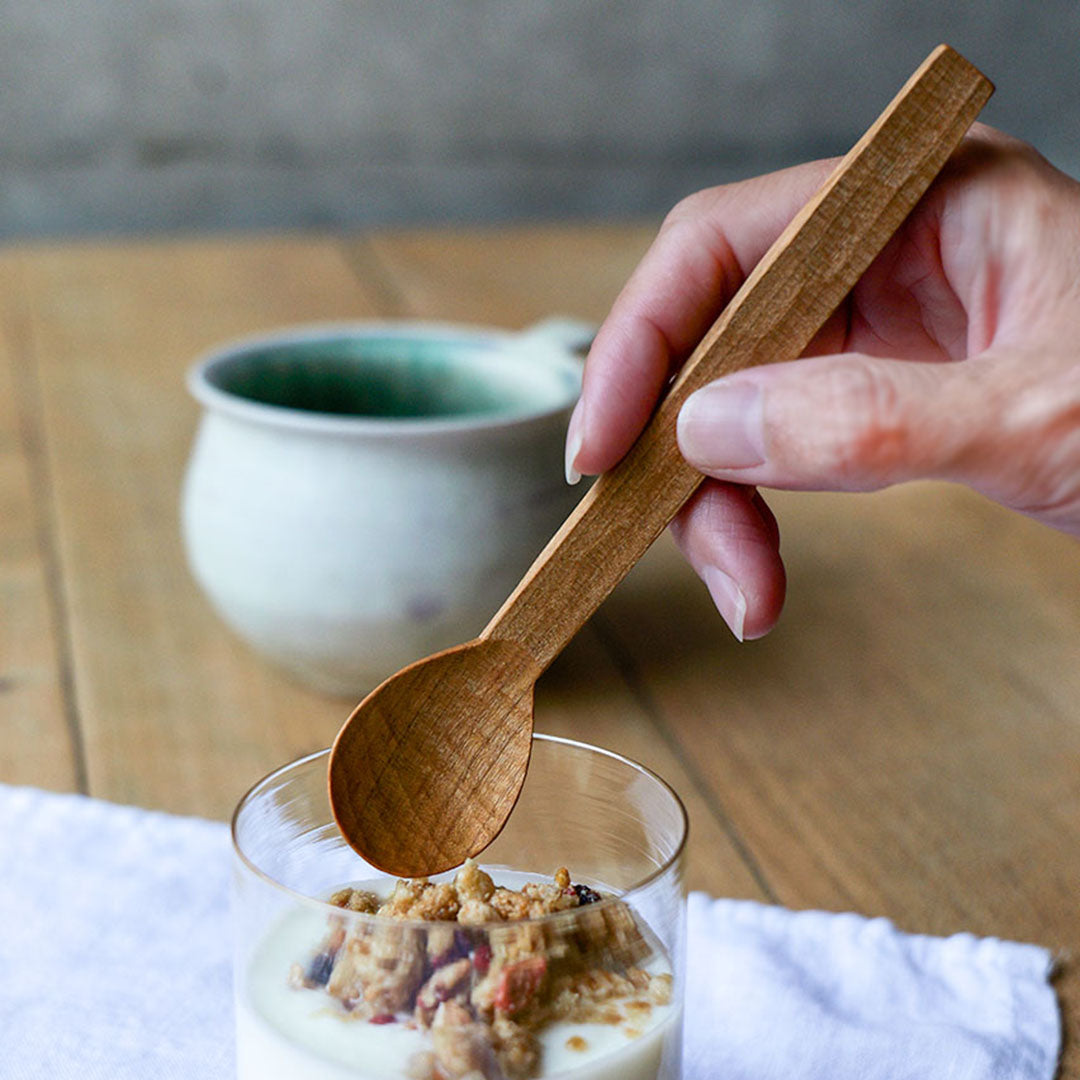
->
[329,44,993,878]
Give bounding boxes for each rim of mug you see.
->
[186,320,586,437]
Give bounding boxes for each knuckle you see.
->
[998,377,1080,518]
[658,187,745,305]
[809,363,912,486]
[661,187,725,234]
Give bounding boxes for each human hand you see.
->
[565,124,1080,640]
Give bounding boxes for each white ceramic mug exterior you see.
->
[181,320,589,696]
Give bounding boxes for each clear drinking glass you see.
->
[232,734,687,1080]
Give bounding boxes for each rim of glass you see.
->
[187,321,584,438]
[231,733,688,927]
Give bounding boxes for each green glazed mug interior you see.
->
[193,325,584,429]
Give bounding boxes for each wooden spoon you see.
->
[329,44,993,878]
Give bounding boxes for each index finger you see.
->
[571,157,839,476]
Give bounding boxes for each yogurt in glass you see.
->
[236,869,678,1079]
[232,739,687,1080]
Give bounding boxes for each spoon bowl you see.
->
[328,44,993,878]
[329,638,538,876]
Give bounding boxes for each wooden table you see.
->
[2,226,1077,1072]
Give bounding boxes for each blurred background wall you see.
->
[2,1,1077,240]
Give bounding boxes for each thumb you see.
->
[675,352,1024,497]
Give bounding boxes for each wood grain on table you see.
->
[0,225,1076,1071]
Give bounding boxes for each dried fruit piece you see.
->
[415,958,472,1027]
[471,943,493,976]
[571,883,602,906]
[493,955,547,1016]
[305,950,336,987]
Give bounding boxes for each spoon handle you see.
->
[481,44,992,673]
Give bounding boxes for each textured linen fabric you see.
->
[0,784,1061,1079]
[684,894,1059,1080]
[0,785,234,1080]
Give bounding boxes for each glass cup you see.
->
[232,734,688,1080]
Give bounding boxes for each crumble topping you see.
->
[289,861,672,1079]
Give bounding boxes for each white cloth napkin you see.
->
[685,896,1059,1079]
[0,783,1061,1079]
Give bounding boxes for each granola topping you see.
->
[289,861,673,1079]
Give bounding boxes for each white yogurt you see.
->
[237,880,679,1080]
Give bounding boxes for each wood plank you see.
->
[0,252,79,792]
[599,485,1080,1069]
[605,486,1080,936]
[352,222,657,327]
[14,236,393,818]
[536,629,769,900]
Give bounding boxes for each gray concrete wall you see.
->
[2,2,1078,239]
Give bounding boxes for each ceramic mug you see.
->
[181,319,590,696]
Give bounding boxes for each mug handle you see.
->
[516,317,596,358]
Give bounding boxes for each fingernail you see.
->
[678,381,766,470]
[702,566,747,642]
[565,398,584,485]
